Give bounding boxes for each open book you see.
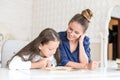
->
[41,66,73,71]
[41,66,84,72]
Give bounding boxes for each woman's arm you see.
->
[79,33,89,64]
[79,42,89,63]
[66,61,99,70]
[66,61,87,69]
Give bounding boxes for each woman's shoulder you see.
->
[84,36,90,41]
[84,36,90,45]
[58,31,66,37]
[58,31,67,40]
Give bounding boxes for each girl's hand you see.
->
[38,58,48,68]
[87,61,99,70]
[31,58,48,69]
[79,32,86,43]
[46,60,52,67]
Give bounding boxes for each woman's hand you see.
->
[79,32,86,43]
[87,61,100,70]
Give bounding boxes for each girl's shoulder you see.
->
[12,56,21,60]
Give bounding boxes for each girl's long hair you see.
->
[7,28,60,66]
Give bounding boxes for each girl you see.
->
[59,9,99,70]
[8,28,60,69]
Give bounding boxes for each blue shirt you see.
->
[58,31,91,66]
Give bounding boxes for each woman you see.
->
[8,28,60,69]
[59,9,99,70]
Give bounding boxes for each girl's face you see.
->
[67,21,84,41]
[39,41,60,58]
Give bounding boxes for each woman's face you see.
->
[67,21,84,41]
[39,41,60,58]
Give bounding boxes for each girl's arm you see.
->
[9,56,48,69]
[9,56,31,69]
[31,58,48,69]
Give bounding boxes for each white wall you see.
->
[111,6,120,18]
[0,0,118,41]
[0,0,33,61]
[0,0,33,40]
[32,0,118,40]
